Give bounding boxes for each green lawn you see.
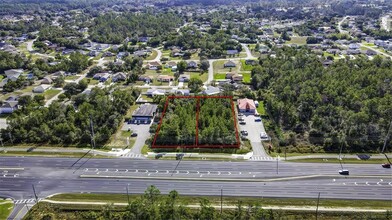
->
[289,158,387,164]
[162,68,174,76]
[47,193,392,209]
[189,72,208,82]
[0,200,13,220]
[87,79,99,85]
[240,60,255,71]
[65,75,80,81]
[286,36,307,45]
[256,101,266,116]
[213,73,226,80]
[44,89,62,100]
[242,72,251,84]
[213,60,240,73]
[145,50,158,60]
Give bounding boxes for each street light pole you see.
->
[220,187,223,215]
[316,192,321,220]
[32,184,39,207]
[126,184,130,204]
[276,156,279,174]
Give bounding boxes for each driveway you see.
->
[238,114,270,159]
[0,118,7,129]
[122,122,151,154]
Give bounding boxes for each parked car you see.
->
[382,163,391,168]
[260,132,268,139]
[238,113,244,117]
[241,130,248,136]
[130,133,138,137]
[254,117,262,122]
[238,117,244,121]
[239,121,246,125]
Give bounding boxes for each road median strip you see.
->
[0,167,24,170]
[40,199,389,213]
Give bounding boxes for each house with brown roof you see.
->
[237,98,256,114]
[157,75,174,82]
[147,61,162,70]
[232,74,243,82]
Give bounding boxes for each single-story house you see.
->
[365,50,377,56]
[146,89,166,96]
[138,75,152,83]
[245,60,257,66]
[157,75,174,82]
[348,43,360,50]
[187,61,198,69]
[178,75,190,82]
[117,52,129,59]
[226,50,239,55]
[169,89,190,96]
[147,61,162,70]
[225,72,236,79]
[202,86,220,95]
[0,79,8,88]
[224,60,236,68]
[41,76,53,84]
[237,98,256,114]
[4,69,23,81]
[112,72,127,82]
[0,101,18,114]
[130,104,158,124]
[165,61,177,71]
[232,74,243,82]
[33,84,51,93]
[93,72,111,81]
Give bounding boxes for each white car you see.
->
[260,132,268,139]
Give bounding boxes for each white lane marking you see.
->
[145,170,148,173]
[380,179,383,182]
[217,171,221,175]
[333,179,336,182]
[343,183,346,185]
[95,168,98,172]
[148,173,151,176]
[176,170,179,174]
[115,169,118,173]
[207,171,210,175]
[166,170,169,174]
[155,170,159,173]
[389,182,392,186]
[354,182,358,185]
[196,171,199,174]
[239,172,242,175]
[200,174,203,177]
[377,182,381,185]
[228,172,231,175]
[105,169,108,172]
[186,171,189,174]
[253,175,256,178]
[125,169,128,173]
[366,182,369,185]
[84,168,88,171]
[135,169,138,173]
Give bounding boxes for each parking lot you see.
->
[122,122,152,154]
[238,114,269,157]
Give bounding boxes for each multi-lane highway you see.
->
[1,156,391,219]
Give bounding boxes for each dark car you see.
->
[238,113,244,117]
[241,130,248,136]
[239,121,246,125]
[382,163,391,168]
[155,153,163,159]
[339,169,349,175]
[238,117,245,121]
[130,133,138,137]
[254,117,262,122]
[176,153,185,160]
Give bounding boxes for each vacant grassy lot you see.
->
[213,73,226,80]
[189,72,208,83]
[240,60,255,71]
[145,50,158,60]
[242,72,251,83]
[286,36,307,45]
[256,101,266,116]
[44,89,62,100]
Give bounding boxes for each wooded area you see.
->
[89,12,183,44]
[251,47,392,152]
[154,98,237,147]
[198,98,237,145]
[2,88,138,146]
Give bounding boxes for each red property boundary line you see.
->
[152,96,240,149]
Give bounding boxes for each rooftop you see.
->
[132,104,158,117]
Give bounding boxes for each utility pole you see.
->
[90,116,95,150]
[316,192,321,220]
[276,155,279,174]
[32,184,39,207]
[126,184,130,204]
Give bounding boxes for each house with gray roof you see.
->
[130,104,158,124]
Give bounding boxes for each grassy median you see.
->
[0,199,13,220]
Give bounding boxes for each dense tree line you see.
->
[88,12,183,44]
[155,99,197,146]
[0,51,27,74]
[251,47,392,152]
[1,88,138,146]
[155,98,237,146]
[164,27,242,59]
[37,25,85,49]
[198,98,237,145]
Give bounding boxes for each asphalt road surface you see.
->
[239,114,269,158]
[1,156,391,219]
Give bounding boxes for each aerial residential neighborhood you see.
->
[0,0,391,219]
